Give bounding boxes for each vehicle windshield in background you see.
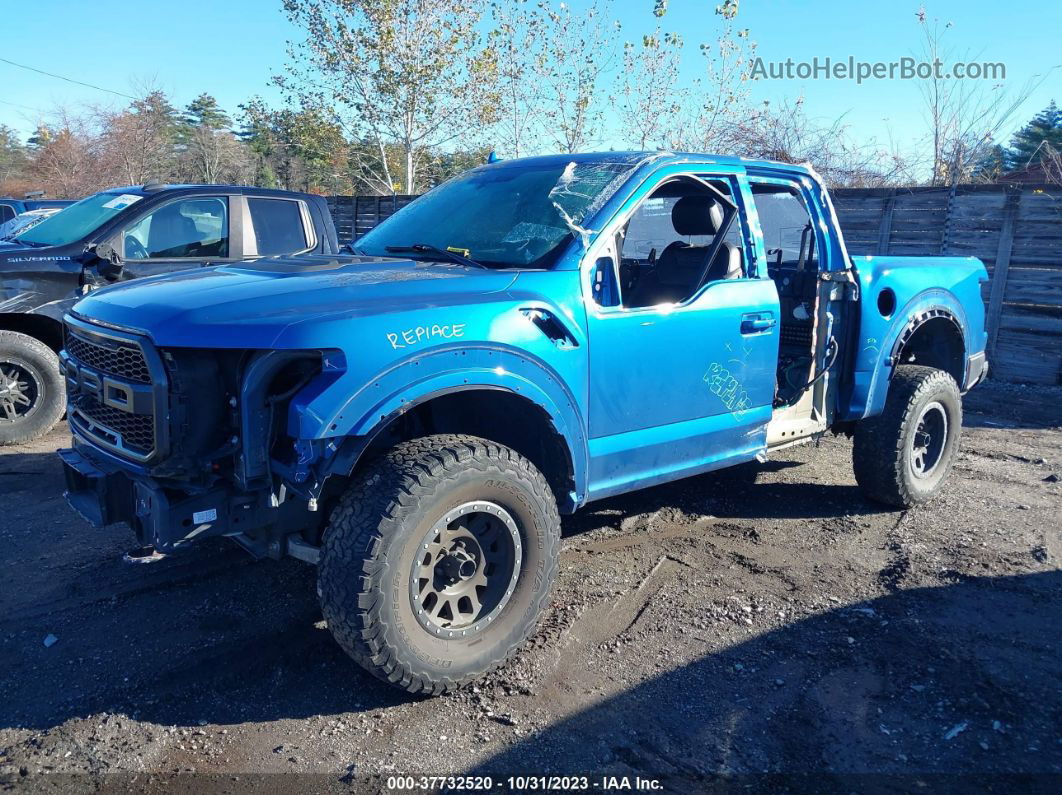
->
[355,160,638,268]
[0,209,61,240]
[15,191,142,247]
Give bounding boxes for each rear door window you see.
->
[248,198,310,256]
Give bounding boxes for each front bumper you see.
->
[59,443,288,554]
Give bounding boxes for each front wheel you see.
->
[0,331,65,446]
[318,434,561,695]
[853,365,963,508]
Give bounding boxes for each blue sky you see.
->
[1,0,1058,159]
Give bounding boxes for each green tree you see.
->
[0,125,28,184]
[179,94,247,183]
[1006,101,1062,170]
[238,97,283,187]
[98,90,182,184]
[279,0,498,194]
[184,93,232,130]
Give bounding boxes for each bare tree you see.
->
[180,126,251,184]
[659,0,757,153]
[27,113,103,198]
[728,98,918,187]
[486,0,546,158]
[531,0,620,154]
[915,5,1048,185]
[1039,142,1062,185]
[96,90,180,185]
[278,0,497,193]
[615,28,685,150]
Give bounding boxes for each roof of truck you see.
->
[97,184,319,199]
[484,151,813,173]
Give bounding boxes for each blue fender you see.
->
[846,287,972,420]
[291,342,589,501]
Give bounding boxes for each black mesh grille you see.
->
[779,322,813,349]
[70,393,155,455]
[64,330,151,384]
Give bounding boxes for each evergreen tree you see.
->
[1006,101,1062,170]
[184,94,232,130]
[0,125,28,180]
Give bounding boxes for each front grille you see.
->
[70,393,155,456]
[63,318,163,463]
[64,329,151,384]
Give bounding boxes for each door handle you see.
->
[740,313,776,334]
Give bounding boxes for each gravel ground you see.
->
[0,379,1059,792]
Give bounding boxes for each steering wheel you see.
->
[124,237,149,260]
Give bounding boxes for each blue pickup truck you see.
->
[0,197,75,223]
[58,153,988,693]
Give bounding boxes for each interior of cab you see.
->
[124,198,228,260]
[617,178,744,308]
[750,182,829,412]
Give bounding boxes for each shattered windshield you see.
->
[15,191,143,247]
[355,160,637,268]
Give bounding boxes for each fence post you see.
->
[876,189,897,255]
[940,182,959,255]
[985,187,1021,364]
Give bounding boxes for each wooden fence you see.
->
[326,194,417,243]
[329,183,1062,385]
[831,184,1061,384]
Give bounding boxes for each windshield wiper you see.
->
[385,243,487,269]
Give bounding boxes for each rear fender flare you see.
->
[860,289,970,418]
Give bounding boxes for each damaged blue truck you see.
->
[58,153,988,693]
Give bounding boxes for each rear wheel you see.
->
[0,331,65,446]
[853,365,962,507]
[318,434,561,695]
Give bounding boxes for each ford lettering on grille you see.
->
[63,325,159,462]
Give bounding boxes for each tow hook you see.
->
[122,545,167,564]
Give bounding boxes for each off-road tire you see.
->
[318,434,561,695]
[0,331,64,446]
[853,365,962,508]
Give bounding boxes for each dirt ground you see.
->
[1,379,1059,792]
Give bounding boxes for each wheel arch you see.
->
[890,307,966,387]
[307,347,589,512]
[0,312,64,353]
[345,385,581,512]
[848,290,973,421]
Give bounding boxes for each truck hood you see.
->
[71,256,521,348]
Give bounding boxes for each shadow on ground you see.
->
[471,570,1062,781]
[2,454,889,733]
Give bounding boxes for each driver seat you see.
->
[627,195,742,306]
[147,204,199,257]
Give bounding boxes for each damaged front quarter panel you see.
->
[0,251,90,325]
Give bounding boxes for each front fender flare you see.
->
[293,344,589,502]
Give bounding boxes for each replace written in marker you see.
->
[387,323,466,350]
